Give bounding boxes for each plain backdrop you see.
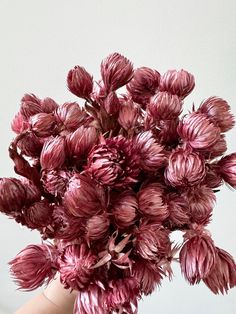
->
[0,0,235,313]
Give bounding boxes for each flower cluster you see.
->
[1,53,236,313]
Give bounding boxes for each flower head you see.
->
[17,132,43,157]
[118,98,140,131]
[41,97,58,113]
[217,153,236,188]
[24,200,53,229]
[41,169,71,197]
[67,66,93,99]
[85,213,110,241]
[30,113,57,137]
[103,91,121,115]
[20,94,42,119]
[11,112,28,134]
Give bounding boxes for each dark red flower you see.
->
[67,66,93,99]
[41,97,58,113]
[204,163,223,188]
[20,93,42,120]
[166,193,189,227]
[217,153,236,188]
[41,169,72,197]
[19,178,41,206]
[85,213,110,241]
[17,132,43,157]
[30,113,57,137]
[103,91,121,115]
[24,200,53,228]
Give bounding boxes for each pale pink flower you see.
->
[137,183,168,222]
[101,52,133,92]
[166,193,189,227]
[126,67,160,106]
[40,136,66,170]
[20,93,42,119]
[86,213,110,241]
[59,243,96,290]
[159,69,195,98]
[198,97,235,132]
[11,112,29,134]
[217,153,236,188]
[24,200,52,228]
[165,148,206,187]
[203,247,236,294]
[41,169,71,197]
[103,91,121,115]
[178,112,221,149]
[118,98,140,131]
[17,132,43,157]
[67,66,93,99]
[179,234,216,284]
[41,97,58,113]
[30,113,57,137]
[9,243,57,291]
[148,91,182,120]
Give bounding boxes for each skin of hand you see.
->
[14,275,77,314]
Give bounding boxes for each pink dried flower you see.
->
[178,112,221,149]
[198,97,235,132]
[11,112,29,134]
[159,69,195,98]
[86,213,110,241]
[179,233,216,284]
[9,243,57,291]
[30,113,57,137]
[20,93,42,120]
[103,91,121,115]
[41,97,58,113]
[217,153,236,188]
[166,193,189,227]
[165,148,206,187]
[137,183,168,222]
[67,66,93,99]
[204,163,223,188]
[59,243,96,290]
[118,98,140,131]
[112,191,137,229]
[126,67,160,106]
[200,134,227,160]
[203,247,236,294]
[86,136,139,188]
[63,174,106,217]
[148,92,182,120]
[0,178,26,215]
[40,136,66,170]
[41,169,71,197]
[101,52,133,92]
[134,131,167,172]
[24,200,52,228]
[17,132,43,157]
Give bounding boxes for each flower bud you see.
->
[17,132,43,157]
[42,169,71,197]
[41,97,59,113]
[156,119,179,145]
[148,92,182,120]
[0,178,26,214]
[67,66,93,99]
[200,134,227,160]
[9,243,57,291]
[118,99,140,131]
[101,52,133,92]
[20,93,42,120]
[178,112,220,149]
[217,153,236,188]
[30,113,57,137]
[19,178,41,206]
[103,91,121,115]
[198,97,235,132]
[204,163,223,188]
[24,200,52,228]
[166,193,189,227]
[11,112,29,134]
[40,136,67,170]
[165,148,206,187]
[86,213,110,241]
[159,69,195,98]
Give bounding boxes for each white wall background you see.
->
[0,0,235,313]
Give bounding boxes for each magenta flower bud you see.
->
[59,244,96,290]
[148,92,182,120]
[41,169,71,197]
[30,113,57,137]
[165,148,206,187]
[103,91,121,115]
[126,67,160,106]
[41,97,59,113]
[86,213,110,241]
[40,136,66,170]
[159,69,195,98]
[19,178,41,206]
[20,93,42,120]
[178,112,221,149]
[63,175,106,217]
[112,190,137,229]
[17,132,43,157]
[118,98,140,131]
[24,200,52,228]
[217,153,236,188]
[101,52,133,92]
[203,247,236,294]
[179,233,216,284]
[11,112,29,134]
[198,97,235,132]
[166,193,189,227]
[138,183,168,223]
[0,178,26,214]
[9,244,57,291]
[67,66,93,99]
[134,131,166,172]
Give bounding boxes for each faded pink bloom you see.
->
[41,97,59,113]
[86,136,139,188]
[101,52,133,92]
[103,91,121,115]
[41,169,71,197]
[148,92,182,120]
[0,178,26,214]
[138,183,168,222]
[179,233,216,284]
[126,67,160,106]
[17,132,43,157]
[217,153,236,188]
[20,93,42,119]
[198,97,235,132]
[178,112,221,149]
[40,136,66,170]
[118,98,140,131]
[166,193,189,227]
[112,190,137,229]
[134,131,167,172]
[9,244,57,291]
[67,66,93,99]
[203,247,236,294]
[24,200,52,228]
[165,148,206,187]
[11,112,29,134]
[159,69,195,98]
[59,244,96,290]
[30,113,57,137]
[63,174,106,217]
[86,213,110,241]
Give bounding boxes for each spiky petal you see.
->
[67,66,93,99]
